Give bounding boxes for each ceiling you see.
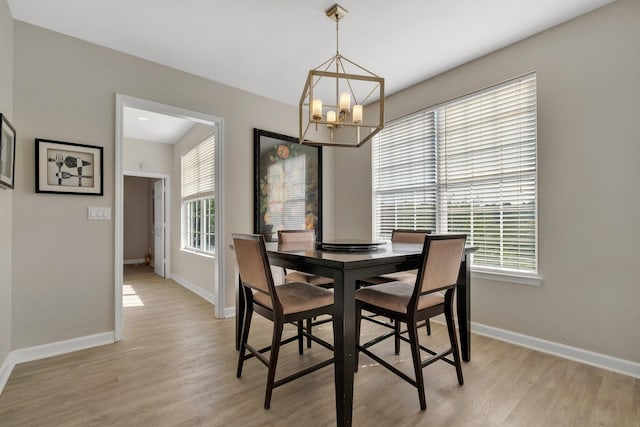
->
[123,107,196,144]
[9,0,614,117]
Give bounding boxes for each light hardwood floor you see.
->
[1,265,638,426]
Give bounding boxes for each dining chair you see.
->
[278,229,334,348]
[278,230,333,287]
[358,229,432,353]
[355,234,466,411]
[233,233,334,409]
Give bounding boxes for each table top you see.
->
[267,240,422,261]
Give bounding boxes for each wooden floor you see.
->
[1,265,638,426]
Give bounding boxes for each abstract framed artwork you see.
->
[35,138,104,195]
[0,113,16,189]
[253,128,322,241]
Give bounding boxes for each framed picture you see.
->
[254,128,322,241]
[0,114,16,189]
[35,138,103,195]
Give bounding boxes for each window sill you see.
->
[471,268,542,286]
[180,248,216,259]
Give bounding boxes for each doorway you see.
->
[123,174,169,277]
[115,95,225,341]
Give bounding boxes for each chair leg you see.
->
[445,296,464,385]
[355,303,362,373]
[236,298,253,378]
[407,318,427,411]
[394,320,401,355]
[297,320,304,355]
[425,318,432,336]
[264,319,284,409]
[306,318,313,348]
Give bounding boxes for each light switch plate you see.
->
[88,207,111,220]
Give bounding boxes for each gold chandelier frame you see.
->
[299,4,385,148]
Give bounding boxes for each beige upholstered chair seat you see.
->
[359,270,418,286]
[253,282,333,315]
[284,271,334,287]
[356,282,444,314]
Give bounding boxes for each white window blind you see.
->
[373,73,537,274]
[181,134,216,254]
[182,135,215,200]
[373,110,437,241]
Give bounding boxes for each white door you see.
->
[153,179,165,277]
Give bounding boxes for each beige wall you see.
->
[336,0,640,363]
[123,138,172,175]
[11,22,328,349]
[171,124,215,295]
[123,176,151,261]
[0,0,13,365]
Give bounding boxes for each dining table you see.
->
[235,239,475,427]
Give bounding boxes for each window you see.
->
[182,134,215,254]
[373,74,537,274]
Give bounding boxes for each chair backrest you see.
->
[415,234,466,295]
[232,233,276,297]
[278,229,316,244]
[391,229,431,244]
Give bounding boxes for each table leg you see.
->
[333,271,356,426]
[456,254,471,362]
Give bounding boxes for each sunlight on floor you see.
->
[123,284,144,307]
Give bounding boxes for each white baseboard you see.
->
[124,258,145,265]
[470,321,640,379]
[0,352,16,396]
[0,332,114,396]
[170,273,216,306]
[223,306,235,318]
[11,332,115,365]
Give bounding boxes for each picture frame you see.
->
[253,128,322,241]
[0,114,16,189]
[35,138,104,195]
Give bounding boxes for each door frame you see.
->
[115,94,226,341]
[152,178,166,277]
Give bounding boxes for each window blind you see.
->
[438,75,537,272]
[373,110,437,241]
[373,73,537,274]
[181,134,215,200]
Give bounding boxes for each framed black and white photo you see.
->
[253,128,322,241]
[35,138,103,195]
[0,113,16,189]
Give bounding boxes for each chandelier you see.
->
[299,4,384,148]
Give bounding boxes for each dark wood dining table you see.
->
[235,240,475,427]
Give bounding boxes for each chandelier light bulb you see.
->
[339,93,351,113]
[326,110,337,126]
[311,99,323,120]
[352,104,363,124]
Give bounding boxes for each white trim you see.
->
[171,273,216,305]
[115,94,226,342]
[12,332,114,366]
[179,248,215,259]
[213,119,225,319]
[124,258,145,265]
[471,321,640,379]
[115,96,124,341]
[471,268,542,286]
[0,333,114,396]
[223,306,235,318]
[0,352,16,396]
